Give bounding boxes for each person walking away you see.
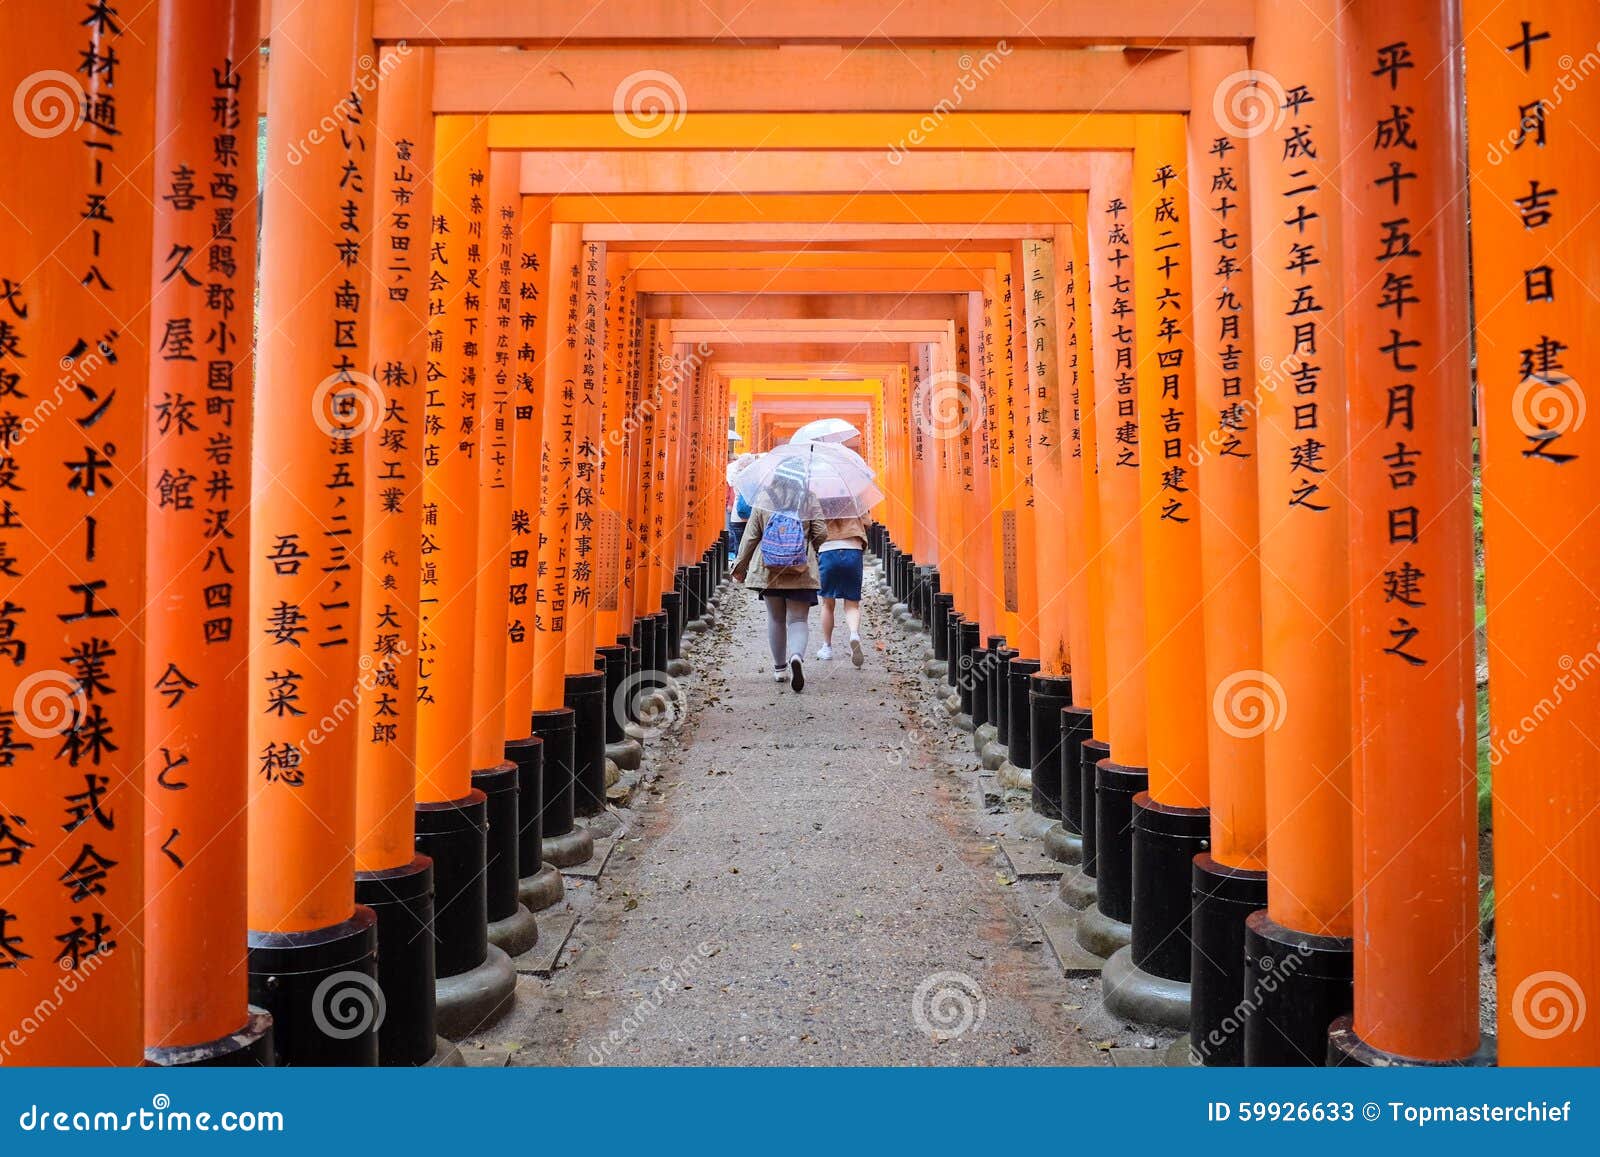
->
[731,462,827,691]
[816,500,868,667]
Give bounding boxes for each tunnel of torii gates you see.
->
[0,0,1595,1071]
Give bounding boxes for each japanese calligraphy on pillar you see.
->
[354,43,432,871]
[1355,40,1435,668]
[507,199,549,688]
[1198,126,1254,466]
[1272,81,1342,514]
[145,35,257,890]
[1103,193,1138,471]
[569,241,606,626]
[1465,1,1600,1066]
[0,0,156,1061]
[416,117,487,794]
[1135,120,1198,527]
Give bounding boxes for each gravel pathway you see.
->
[475,562,1107,1066]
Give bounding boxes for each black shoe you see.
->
[790,656,805,692]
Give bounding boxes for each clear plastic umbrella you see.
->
[725,452,759,485]
[730,440,883,518]
[789,418,862,445]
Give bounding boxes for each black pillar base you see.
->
[1189,853,1267,1067]
[597,644,629,745]
[565,670,608,818]
[969,641,994,730]
[1130,794,1209,982]
[661,592,683,659]
[632,616,657,691]
[1103,794,1210,1030]
[1007,658,1041,771]
[1081,738,1110,876]
[247,907,379,1066]
[992,647,1017,744]
[531,707,575,839]
[1327,1017,1496,1067]
[144,1010,275,1067]
[956,621,980,711]
[1088,757,1146,932]
[1059,707,1094,838]
[354,854,437,1067]
[1242,910,1353,1067]
[506,734,544,883]
[931,593,953,661]
[1028,673,1073,820]
[415,790,489,980]
[650,611,670,677]
[474,761,538,958]
[945,613,964,686]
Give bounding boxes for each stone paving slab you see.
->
[514,911,578,977]
[1037,901,1109,977]
[999,837,1066,880]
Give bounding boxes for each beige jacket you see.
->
[822,514,868,549]
[733,508,829,591]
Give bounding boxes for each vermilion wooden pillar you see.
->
[0,0,155,1067]
[1102,114,1212,1027]
[1184,43,1269,1068]
[1243,0,1356,1065]
[963,289,1001,746]
[1021,240,1079,852]
[1050,222,1100,870]
[1329,0,1482,1069]
[1468,0,1600,1067]
[984,272,1021,649]
[469,148,539,959]
[564,241,609,822]
[1004,251,1041,663]
[1023,241,1072,678]
[506,196,551,736]
[415,115,516,1038]
[511,196,562,912]
[351,41,439,1067]
[247,0,379,1066]
[1076,151,1147,964]
[141,0,270,1067]
[533,224,593,869]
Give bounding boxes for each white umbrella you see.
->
[790,418,861,445]
[731,440,883,518]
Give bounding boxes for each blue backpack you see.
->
[759,512,808,569]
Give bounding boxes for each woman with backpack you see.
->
[730,460,829,691]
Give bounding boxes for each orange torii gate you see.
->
[6,0,1592,1073]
